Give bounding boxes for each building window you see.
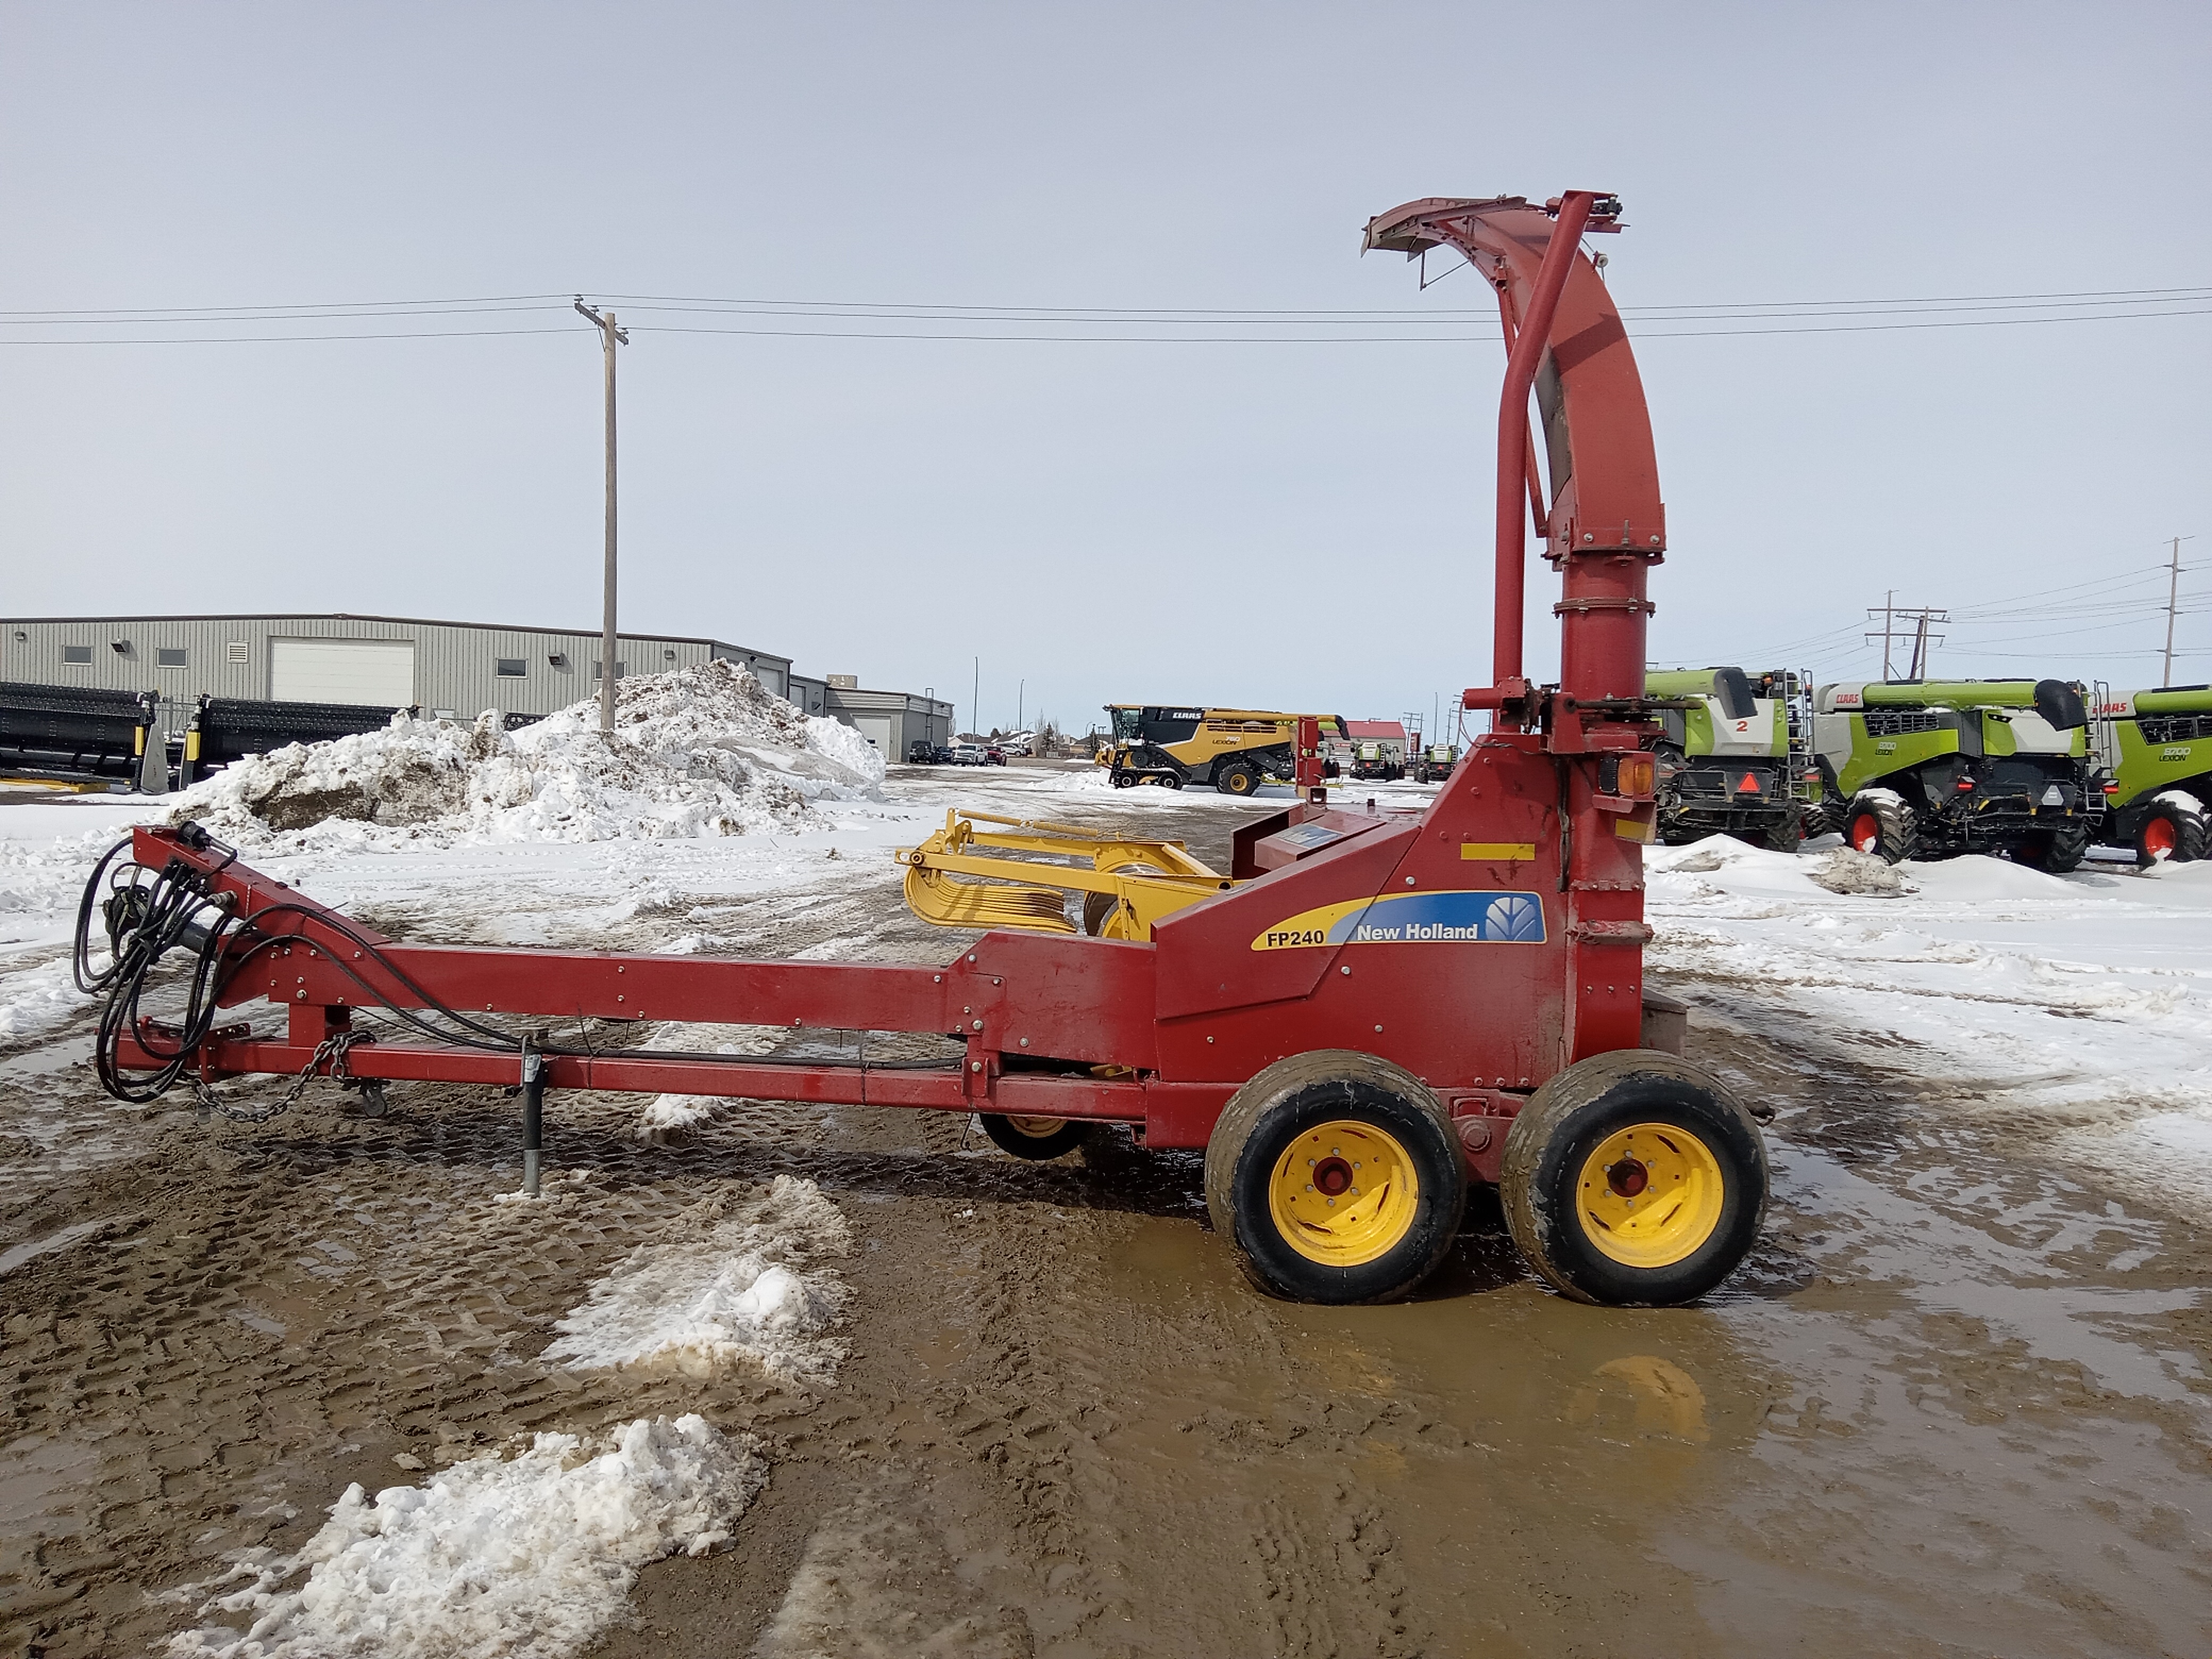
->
[226,641,250,664]
[157,648,188,668]
[62,645,93,665]
[496,658,528,678]
[592,661,626,680]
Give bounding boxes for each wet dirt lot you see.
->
[4,773,2209,1657]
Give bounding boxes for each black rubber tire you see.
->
[1203,1050,1465,1305]
[980,1112,1088,1161]
[1842,792,1918,864]
[1500,1051,1768,1307]
[1155,770,1183,790]
[1110,770,1135,789]
[1213,759,1260,797]
[2133,794,2208,867]
[1799,799,1841,841]
[1759,813,1804,854]
[1653,745,1695,846]
[2014,823,2093,873]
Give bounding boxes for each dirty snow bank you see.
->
[170,660,884,847]
[543,1176,852,1383]
[166,1414,763,1658]
[0,805,153,1041]
[1646,835,2212,1206]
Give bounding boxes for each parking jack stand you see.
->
[521,1041,543,1197]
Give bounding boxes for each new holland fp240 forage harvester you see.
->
[81,191,1769,1307]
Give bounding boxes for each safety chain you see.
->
[192,1030,371,1124]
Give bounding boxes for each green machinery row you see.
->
[1644,669,2212,869]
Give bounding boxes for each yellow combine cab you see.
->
[900,809,1233,941]
[1097,705,1344,796]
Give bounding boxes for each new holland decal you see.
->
[1252,890,1547,951]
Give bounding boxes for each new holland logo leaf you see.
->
[1252,890,1548,951]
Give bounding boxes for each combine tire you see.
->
[981,1113,1088,1161]
[1213,759,1261,797]
[1759,815,1804,853]
[1501,1051,1767,1306]
[1153,770,1183,791]
[1843,793,1918,864]
[2014,823,2092,874]
[1204,1051,1465,1304]
[2134,794,2208,866]
[1110,770,1136,789]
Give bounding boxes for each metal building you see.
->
[0,613,794,723]
[819,679,956,760]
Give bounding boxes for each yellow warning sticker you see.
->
[1460,842,1537,861]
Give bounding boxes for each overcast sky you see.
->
[4,3,2207,735]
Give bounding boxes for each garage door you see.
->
[270,638,415,707]
[852,715,894,755]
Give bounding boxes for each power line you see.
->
[9,280,2205,323]
[4,282,2212,346]
[0,292,572,320]
[0,327,579,346]
[12,307,2208,347]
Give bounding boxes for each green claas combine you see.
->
[2093,686,2212,864]
[1646,667,1805,849]
[1811,679,2101,867]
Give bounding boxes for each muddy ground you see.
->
[4,774,2209,1656]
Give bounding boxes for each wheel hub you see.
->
[1267,1121,1421,1267]
[1605,1157,1650,1198]
[1574,1124,1727,1268]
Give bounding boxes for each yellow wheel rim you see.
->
[1004,1116,1068,1138]
[1267,1120,1420,1267]
[1574,1122,1726,1268]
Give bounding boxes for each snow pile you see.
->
[0,813,148,1042]
[542,1176,851,1383]
[166,1414,764,1658]
[1645,843,2212,1209]
[0,822,128,925]
[1808,846,1918,897]
[0,959,83,1043]
[1668,841,1737,874]
[169,661,884,847]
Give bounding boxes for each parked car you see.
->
[947,742,988,766]
[984,745,1008,766]
[906,739,940,765]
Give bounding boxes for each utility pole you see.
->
[1017,678,1024,733]
[2161,535,2193,688]
[972,656,979,740]
[1866,599,1945,683]
[575,299,630,734]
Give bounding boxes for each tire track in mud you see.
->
[16,785,2212,1657]
[0,790,1279,1655]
